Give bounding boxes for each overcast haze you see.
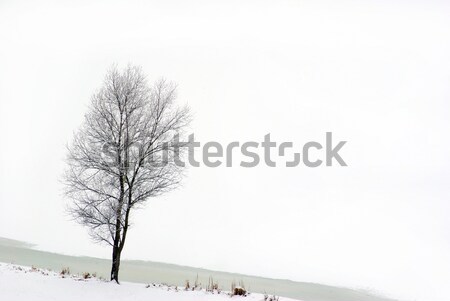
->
[0,1,449,301]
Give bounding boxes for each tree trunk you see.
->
[111,245,121,283]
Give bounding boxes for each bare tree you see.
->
[64,65,190,283]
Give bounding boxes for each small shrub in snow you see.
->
[60,267,70,277]
[206,276,220,294]
[82,272,91,279]
[194,274,201,290]
[231,280,247,296]
[264,293,280,301]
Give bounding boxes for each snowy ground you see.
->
[0,262,299,301]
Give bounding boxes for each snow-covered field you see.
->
[0,262,297,301]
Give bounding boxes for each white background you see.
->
[0,1,449,301]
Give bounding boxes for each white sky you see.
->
[0,1,449,301]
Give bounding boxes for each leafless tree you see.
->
[63,65,190,283]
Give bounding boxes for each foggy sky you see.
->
[0,1,449,301]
